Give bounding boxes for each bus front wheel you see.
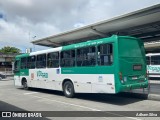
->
[63,81,75,98]
[22,80,28,90]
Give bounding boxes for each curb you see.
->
[148,94,160,101]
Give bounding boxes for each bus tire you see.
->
[63,81,75,98]
[22,79,29,90]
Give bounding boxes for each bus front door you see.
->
[14,60,21,86]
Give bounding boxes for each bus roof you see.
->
[30,47,62,56]
[15,53,29,59]
[16,35,139,57]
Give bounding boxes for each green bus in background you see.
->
[14,35,148,98]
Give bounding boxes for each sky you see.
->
[0,0,160,52]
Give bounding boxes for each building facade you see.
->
[0,53,18,72]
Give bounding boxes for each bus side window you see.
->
[36,54,46,68]
[151,55,160,65]
[77,49,83,66]
[47,52,59,68]
[60,50,75,67]
[77,46,96,67]
[21,57,27,69]
[88,47,96,66]
[97,43,113,66]
[146,56,150,65]
[27,56,35,69]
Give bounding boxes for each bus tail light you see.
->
[119,72,124,83]
[119,72,122,80]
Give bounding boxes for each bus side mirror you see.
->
[13,61,20,73]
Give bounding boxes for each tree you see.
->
[0,46,21,53]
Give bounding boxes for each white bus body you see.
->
[146,53,160,78]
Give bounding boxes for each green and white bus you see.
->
[14,35,148,97]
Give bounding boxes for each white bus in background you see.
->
[146,53,160,78]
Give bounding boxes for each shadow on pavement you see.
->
[17,87,146,106]
[74,92,147,105]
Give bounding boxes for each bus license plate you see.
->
[133,65,142,70]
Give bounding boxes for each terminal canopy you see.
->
[32,4,160,53]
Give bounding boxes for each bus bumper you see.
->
[118,81,148,92]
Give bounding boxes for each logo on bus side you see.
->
[147,65,160,72]
[31,73,34,80]
[37,71,48,78]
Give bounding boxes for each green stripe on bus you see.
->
[62,35,117,51]
[20,69,29,76]
[61,66,115,74]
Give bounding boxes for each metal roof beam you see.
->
[90,27,106,37]
[31,4,160,48]
[142,36,160,42]
[46,40,61,47]
[134,30,160,38]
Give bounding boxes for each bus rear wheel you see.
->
[63,81,75,98]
